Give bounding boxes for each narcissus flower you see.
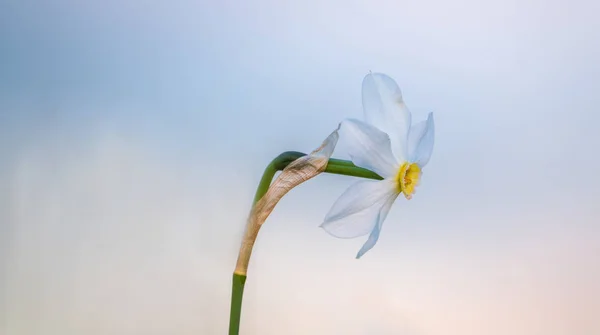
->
[321,72,435,259]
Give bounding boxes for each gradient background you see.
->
[1,1,599,334]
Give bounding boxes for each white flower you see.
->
[320,72,435,259]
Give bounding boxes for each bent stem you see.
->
[228,151,381,335]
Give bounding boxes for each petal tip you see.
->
[356,247,370,259]
[363,71,396,84]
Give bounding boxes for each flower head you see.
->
[320,72,435,259]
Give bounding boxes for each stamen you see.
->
[395,162,421,199]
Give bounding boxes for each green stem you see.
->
[228,151,381,335]
[228,273,247,335]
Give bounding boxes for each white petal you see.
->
[341,119,398,178]
[362,72,412,162]
[407,119,427,160]
[408,112,435,167]
[320,179,397,238]
[356,193,398,259]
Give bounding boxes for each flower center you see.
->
[396,162,421,199]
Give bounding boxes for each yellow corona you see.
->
[396,162,421,199]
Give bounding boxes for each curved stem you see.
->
[252,151,382,204]
[228,151,381,335]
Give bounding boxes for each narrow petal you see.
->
[356,193,398,259]
[320,179,397,238]
[408,113,435,167]
[341,119,398,178]
[362,72,412,162]
[407,118,427,160]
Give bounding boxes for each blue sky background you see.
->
[1,1,599,334]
